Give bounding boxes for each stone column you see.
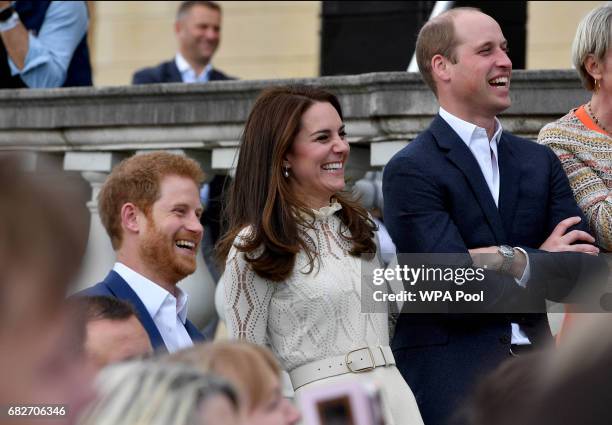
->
[211,146,239,170]
[64,152,124,293]
[76,171,115,291]
[370,141,408,167]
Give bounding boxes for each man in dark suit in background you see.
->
[383,7,600,425]
[132,1,232,84]
[79,152,207,352]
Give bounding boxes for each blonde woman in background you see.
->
[77,361,240,425]
[538,4,612,250]
[168,341,300,425]
[537,4,612,340]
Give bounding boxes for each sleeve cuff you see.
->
[514,246,530,287]
[9,32,49,74]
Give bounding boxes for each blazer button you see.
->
[499,335,511,345]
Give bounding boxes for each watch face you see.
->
[499,245,514,257]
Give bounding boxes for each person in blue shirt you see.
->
[0,0,92,88]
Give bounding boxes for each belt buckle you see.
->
[345,347,375,373]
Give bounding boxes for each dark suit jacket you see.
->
[78,270,205,352]
[383,115,595,425]
[132,59,233,84]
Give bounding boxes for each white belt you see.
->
[289,345,395,390]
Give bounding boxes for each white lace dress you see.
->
[222,203,423,425]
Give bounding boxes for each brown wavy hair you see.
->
[217,86,376,281]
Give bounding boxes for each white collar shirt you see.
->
[438,108,531,345]
[113,262,194,352]
[439,106,502,206]
[175,53,213,83]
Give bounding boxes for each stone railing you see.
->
[0,69,588,328]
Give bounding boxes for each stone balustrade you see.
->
[0,70,588,329]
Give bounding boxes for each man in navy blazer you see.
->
[132,1,232,85]
[383,8,601,425]
[79,152,207,353]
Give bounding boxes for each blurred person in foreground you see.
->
[523,314,612,425]
[537,4,612,341]
[132,1,232,84]
[0,155,94,424]
[77,361,240,425]
[467,352,546,425]
[217,86,423,425]
[0,0,92,88]
[78,152,207,352]
[468,315,612,425]
[77,296,153,369]
[169,340,300,425]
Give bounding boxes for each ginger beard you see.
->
[138,213,198,285]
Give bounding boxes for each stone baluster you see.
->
[64,152,125,293]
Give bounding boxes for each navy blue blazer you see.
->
[131,60,233,84]
[78,271,205,352]
[383,115,594,425]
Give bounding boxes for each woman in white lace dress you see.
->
[217,86,423,425]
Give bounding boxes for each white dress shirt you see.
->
[439,107,531,345]
[175,53,213,83]
[113,262,194,352]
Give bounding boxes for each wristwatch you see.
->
[497,245,515,273]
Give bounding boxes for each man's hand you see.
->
[539,216,599,254]
[0,2,11,9]
[469,246,527,280]
[469,247,502,268]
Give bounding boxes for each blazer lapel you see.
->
[497,133,521,236]
[103,271,168,352]
[430,115,506,243]
[163,60,183,83]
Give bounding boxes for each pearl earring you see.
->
[283,167,289,178]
